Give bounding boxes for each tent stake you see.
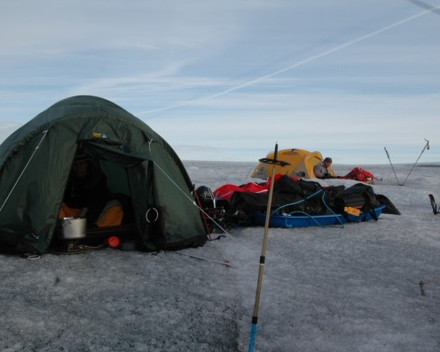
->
[419,281,426,296]
[248,143,289,352]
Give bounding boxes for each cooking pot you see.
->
[57,217,87,240]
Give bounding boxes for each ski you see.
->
[428,194,438,215]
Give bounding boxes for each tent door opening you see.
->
[51,145,148,252]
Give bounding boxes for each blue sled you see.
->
[249,205,386,228]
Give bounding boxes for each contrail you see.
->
[139,4,440,116]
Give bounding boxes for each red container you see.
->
[105,236,120,248]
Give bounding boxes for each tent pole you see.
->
[248,143,289,352]
[0,129,49,214]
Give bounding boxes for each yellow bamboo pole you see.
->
[248,143,288,352]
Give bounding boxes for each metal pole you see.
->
[401,139,429,185]
[384,147,401,186]
[248,143,289,352]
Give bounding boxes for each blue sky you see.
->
[1,0,439,164]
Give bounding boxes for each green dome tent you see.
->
[0,96,207,254]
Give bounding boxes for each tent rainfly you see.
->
[251,148,335,180]
[0,95,207,254]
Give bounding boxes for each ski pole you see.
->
[401,139,429,185]
[384,147,401,186]
[248,143,289,352]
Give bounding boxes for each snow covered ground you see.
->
[1,161,440,351]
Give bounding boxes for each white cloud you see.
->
[0,1,439,165]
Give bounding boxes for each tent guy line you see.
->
[154,159,234,239]
[0,129,49,214]
[137,4,440,118]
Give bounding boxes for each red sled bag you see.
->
[340,167,375,183]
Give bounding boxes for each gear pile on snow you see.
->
[197,175,399,233]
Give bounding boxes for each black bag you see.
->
[337,183,380,221]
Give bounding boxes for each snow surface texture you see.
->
[1,161,440,352]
